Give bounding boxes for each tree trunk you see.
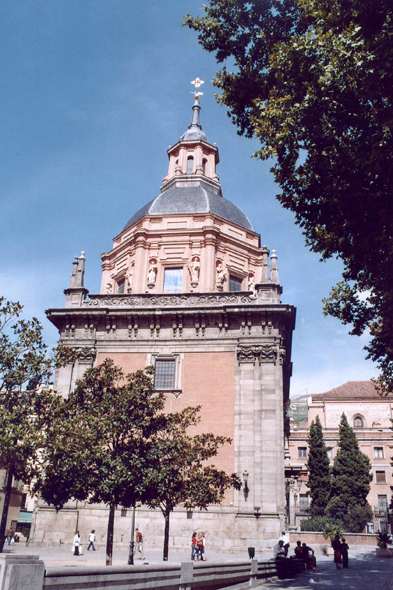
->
[106,504,115,566]
[0,464,14,553]
[163,510,170,561]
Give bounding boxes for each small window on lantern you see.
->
[202,158,207,174]
[187,156,194,174]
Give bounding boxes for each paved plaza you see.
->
[2,543,393,588]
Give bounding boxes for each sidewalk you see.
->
[255,550,393,589]
[2,543,393,589]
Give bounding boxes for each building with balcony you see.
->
[285,381,393,532]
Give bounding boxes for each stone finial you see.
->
[261,246,270,283]
[68,256,80,288]
[270,250,279,284]
[76,252,86,288]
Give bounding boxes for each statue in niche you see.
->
[147,260,158,284]
[188,257,200,283]
[126,264,134,293]
[216,262,226,286]
[248,274,257,298]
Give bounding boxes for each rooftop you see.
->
[312,380,386,400]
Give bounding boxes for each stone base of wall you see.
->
[29,503,284,554]
[289,531,378,547]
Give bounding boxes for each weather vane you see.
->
[191,77,204,100]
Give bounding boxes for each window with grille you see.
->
[374,447,384,459]
[376,470,387,484]
[299,494,310,511]
[298,447,307,458]
[229,275,242,291]
[378,495,388,509]
[327,447,334,459]
[164,268,183,293]
[155,359,176,389]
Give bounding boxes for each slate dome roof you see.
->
[123,183,253,232]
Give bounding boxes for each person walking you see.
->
[341,538,349,569]
[73,531,81,556]
[6,529,12,546]
[134,528,145,560]
[87,530,96,551]
[191,532,197,561]
[331,534,342,569]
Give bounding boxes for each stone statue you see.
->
[147,262,158,284]
[105,282,113,294]
[216,263,226,286]
[126,265,134,293]
[248,274,257,297]
[189,257,200,283]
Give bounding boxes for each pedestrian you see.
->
[6,529,12,546]
[87,530,96,551]
[196,532,207,561]
[134,528,145,560]
[273,540,287,560]
[301,542,316,570]
[191,532,197,561]
[73,531,81,556]
[280,530,290,556]
[341,538,349,569]
[331,534,342,569]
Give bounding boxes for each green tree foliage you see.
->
[35,360,167,565]
[306,415,330,516]
[0,297,56,553]
[185,0,393,391]
[145,406,241,561]
[326,413,372,532]
[35,360,240,564]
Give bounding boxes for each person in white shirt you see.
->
[73,531,81,556]
[87,529,96,551]
[273,540,287,559]
[280,530,290,556]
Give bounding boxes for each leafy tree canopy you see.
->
[185,0,393,391]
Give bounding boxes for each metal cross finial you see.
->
[191,77,204,100]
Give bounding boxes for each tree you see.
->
[185,0,393,391]
[0,297,55,553]
[306,415,330,516]
[326,413,372,532]
[144,406,241,561]
[35,360,167,565]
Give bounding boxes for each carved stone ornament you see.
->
[237,345,278,364]
[83,293,254,308]
[77,347,97,364]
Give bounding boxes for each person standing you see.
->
[331,534,342,569]
[196,532,207,561]
[341,538,349,569]
[87,530,96,551]
[6,529,12,546]
[134,528,145,560]
[73,531,81,556]
[280,531,290,556]
[191,532,197,561]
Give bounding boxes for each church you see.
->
[31,81,296,552]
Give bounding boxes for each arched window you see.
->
[202,158,207,174]
[353,415,364,428]
[187,156,194,174]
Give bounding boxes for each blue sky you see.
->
[0,1,377,396]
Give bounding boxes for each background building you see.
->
[29,94,296,552]
[286,381,393,532]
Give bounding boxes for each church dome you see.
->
[122,88,253,233]
[123,183,253,231]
